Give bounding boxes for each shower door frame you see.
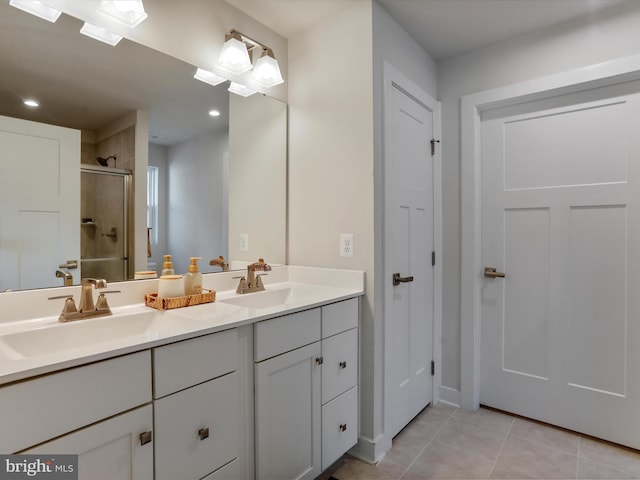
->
[81,165,134,281]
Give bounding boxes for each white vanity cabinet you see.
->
[1,351,153,478]
[254,298,359,480]
[25,405,154,480]
[152,328,245,480]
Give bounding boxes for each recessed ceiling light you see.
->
[208,110,221,117]
[24,99,39,107]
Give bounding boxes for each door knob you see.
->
[392,273,414,286]
[484,267,505,278]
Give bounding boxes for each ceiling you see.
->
[226,0,631,60]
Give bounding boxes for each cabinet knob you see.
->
[199,427,210,440]
[339,361,347,369]
[315,356,324,365]
[139,431,152,445]
[339,423,348,432]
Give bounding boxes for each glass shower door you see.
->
[80,166,132,282]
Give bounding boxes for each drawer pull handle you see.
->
[315,356,324,365]
[199,427,210,441]
[339,361,347,369]
[139,431,152,446]
[339,423,347,432]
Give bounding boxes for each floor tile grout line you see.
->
[487,416,514,479]
[575,436,581,479]
[398,407,457,479]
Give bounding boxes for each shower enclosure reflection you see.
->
[81,166,132,281]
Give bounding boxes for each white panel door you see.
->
[385,83,435,438]
[480,82,640,448]
[0,115,80,290]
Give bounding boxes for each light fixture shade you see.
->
[228,82,257,98]
[216,37,252,75]
[80,22,123,46]
[251,51,284,89]
[9,0,62,22]
[97,0,148,28]
[194,68,226,87]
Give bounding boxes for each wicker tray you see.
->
[145,289,216,310]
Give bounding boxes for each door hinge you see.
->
[431,251,436,266]
[430,138,440,156]
[431,360,435,376]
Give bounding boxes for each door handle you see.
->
[393,273,414,286]
[484,267,505,278]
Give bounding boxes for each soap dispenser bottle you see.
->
[161,255,175,276]
[184,257,202,295]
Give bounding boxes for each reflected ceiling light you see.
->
[9,0,62,23]
[80,22,123,46]
[228,82,256,98]
[251,48,284,89]
[97,0,148,28]
[216,31,252,75]
[194,68,226,87]
[208,109,221,117]
[23,99,39,108]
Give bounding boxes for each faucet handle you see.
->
[256,273,268,288]
[233,276,248,294]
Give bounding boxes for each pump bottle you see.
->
[184,257,203,295]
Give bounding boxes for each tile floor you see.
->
[326,403,640,479]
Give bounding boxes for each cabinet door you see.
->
[154,372,240,480]
[255,341,322,480]
[25,405,153,480]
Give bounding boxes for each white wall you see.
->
[166,129,229,275]
[287,0,376,455]
[437,2,640,399]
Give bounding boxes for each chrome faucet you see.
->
[209,255,229,272]
[236,259,271,294]
[50,278,116,322]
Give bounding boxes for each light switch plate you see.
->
[240,233,249,252]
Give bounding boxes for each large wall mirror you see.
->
[0,3,287,291]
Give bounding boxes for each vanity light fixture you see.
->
[228,82,257,98]
[80,21,123,46]
[97,0,148,28]
[194,68,226,87]
[216,30,253,75]
[9,0,62,23]
[251,48,284,89]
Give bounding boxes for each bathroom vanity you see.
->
[0,266,363,480]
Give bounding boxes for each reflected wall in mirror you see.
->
[0,3,287,291]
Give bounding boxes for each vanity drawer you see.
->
[154,372,240,480]
[153,328,238,398]
[0,350,151,453]
[254,308,321,362]
[321,386,358,471]
[322,298,358,338]
[322,327,358,404]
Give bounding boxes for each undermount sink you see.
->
[0,311,157,358]
[219,285,314,310]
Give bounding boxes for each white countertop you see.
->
[0,266,364,386]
